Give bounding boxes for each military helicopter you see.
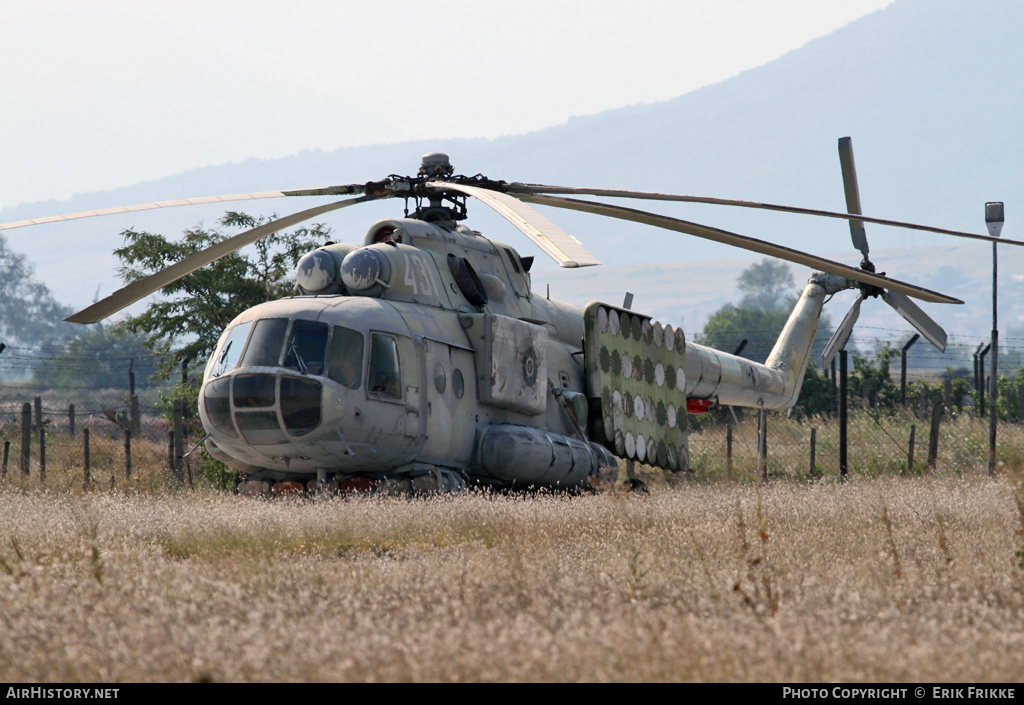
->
[3,140,1013,494]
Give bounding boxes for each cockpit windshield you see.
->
[210,321,252,377]
[211,318,365,386]
[284,320,329,375]
[240,318,289,368]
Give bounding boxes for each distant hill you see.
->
[2,0,1020,347]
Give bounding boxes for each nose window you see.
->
[367,333,401,400]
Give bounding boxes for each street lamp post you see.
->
[986,202,1004,476]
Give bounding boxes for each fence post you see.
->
[39,426,46,483]
[927,389,944,470]
[830,358,837,416]
[840,350,848,481]
[168,430,176,477]
[125,429,132,481]
[2,440,9,477]
[173,399,184,482]
[757,405,768,484]
[34,396,42,429]
[83,428,91,487]
[21,402,31,475]
[130,395,141,436]
[726,422,733,478]
[809,427,817,478]
[1018,382,1024,424]
[906,424,916,474]
[69,403,75,437]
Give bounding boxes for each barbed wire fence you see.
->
[2,327,1024,491]
[0,345,204,491]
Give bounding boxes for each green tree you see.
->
[0,232,75,348]
[698,259,833,364]
[698,259,835,416]
[114,211,329,379]
[736,259,795,311]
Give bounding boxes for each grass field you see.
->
[1,462,1022,682]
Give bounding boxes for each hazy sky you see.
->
[1,0,893,211]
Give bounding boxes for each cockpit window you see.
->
[326,326,363,389]
[367,333,401,400]
[240,318,289,368]
[283,320,329,375]
[211,321,253,377]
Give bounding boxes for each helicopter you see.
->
[2,140,1014,495]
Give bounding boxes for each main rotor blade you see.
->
[65,195,380,324]
[838,137,870,260]
[821,295,864,370]
[882,290,948,352]
[521,194,963,305]
[513,184,1012,247]
[0,184,367,232]
[428,182,601,267]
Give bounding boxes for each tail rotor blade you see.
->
[881,290,948,352]
[821,295,863,370]
[838,136,870,261]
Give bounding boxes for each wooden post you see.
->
[39,426,45,483]
[34,396,42,429]
[809,427,818,478]
[830,358,837,416]
[125,429,132,480]
[906,424,916,474]
[168,431,176,476]
[83,428,91,487]
[927,389,944,470]
[173,399,184,481]
[726,422,734,477]
[21,402,31,475]
[757,405,768,484]
[130,395,141,436]
[840,350,848,481]
[69,403,75,437]
[901,334,920,406]
[2,440,9,477]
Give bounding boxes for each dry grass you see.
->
[1,471,1022,682]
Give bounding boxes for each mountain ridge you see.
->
[2,0,1019,343]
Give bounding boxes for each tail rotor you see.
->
[822,137,949,369]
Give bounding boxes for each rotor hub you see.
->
[418,152,453,177]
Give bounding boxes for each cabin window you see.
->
[211,321,252,377]
[240,318,289,368]
[326,326,364,389]
[367,333,402,400]
[284,320,329,375]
